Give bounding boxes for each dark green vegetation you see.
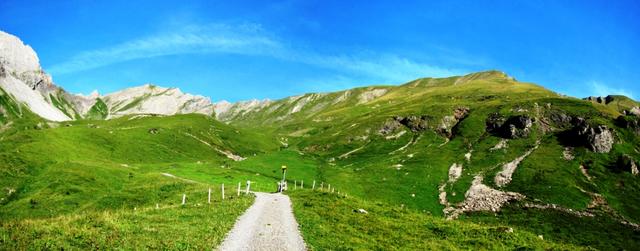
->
[289,189,584,250]
[1,70,639,249]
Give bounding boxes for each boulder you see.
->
[628,107,640,117]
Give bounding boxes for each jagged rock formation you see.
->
[584,95,616,105]
[438,107,469,138]
[100,84,215,119]
[571,118,614,153]
[616,115,640,135]
[0,31,73,121]
[395,115,430,132]
[0,31,219,121]
[616,154,639,175]
[213,99,272,121]
[486,114,534,139]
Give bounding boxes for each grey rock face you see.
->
[616,115,640,136]
[486,114,534,139]
[394,115,430,132]
[379,119,403,135]
[617,154,639,175]
[438,107,470,138]
[573,118,614,153]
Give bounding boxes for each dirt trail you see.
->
[217,192,306,251]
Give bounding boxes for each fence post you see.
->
[208,188,211,204]
[294,180,297,190]
[156,203,159,209]
[246,180,251,194]
[222,183,225,200]
[301,180,304,189]
[237,182,241,196]
[312,180,316,190]
[182,194,186,205]
[328,184,331,192]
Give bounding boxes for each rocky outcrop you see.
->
[616,115,640,136]
[0,31,72,121]
[379,119,403,135]
[102,84,215,118]
[394,115,429,132]
[616,154,639,175]
[448,163,463,182]
[358,88,387,104]
[571,118,614,153]
[486,114,534,139]
[628,107,640,116]
[379,115,430,135]
[447,175,525,219]
[495,143,539,187]
[213,99,272,121]
[438,107,469,138]
[584,96,615,105]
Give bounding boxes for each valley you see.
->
[1,30,640,250]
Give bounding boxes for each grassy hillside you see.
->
[1,71,639,249]
[289,189,590,250]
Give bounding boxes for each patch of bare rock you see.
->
[447,175,524,219]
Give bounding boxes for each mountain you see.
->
[0,31,76,121]
[2,31,640,249]
[0,31,216,122]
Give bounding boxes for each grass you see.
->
[2,71,640,249]
[289,189,584,250]
[465,205,640,250]
[0,195,254,250]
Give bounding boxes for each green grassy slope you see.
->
[289,189,586,250]
[0,114,280,219]
[2,71,639,249]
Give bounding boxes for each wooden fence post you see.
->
[312,180,316,190]
[320,182,324,191]
[222,183,225,200]
[294,180,297,190]
[328,184,331,192]
[182,194,186,205]
[246,180,251,194]
[237,182,241,196]
[301,180,304,189]
[208,188,211,204]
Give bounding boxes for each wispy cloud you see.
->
[49,23,281,75]
[588,81,635,99]
[49,23,465,84]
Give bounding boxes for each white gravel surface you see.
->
[217,192,306,251]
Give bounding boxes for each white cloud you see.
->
[49,22,465,85]
[589,81,635,99]
[49,23,282,75]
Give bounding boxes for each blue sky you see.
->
[1,0,638,102]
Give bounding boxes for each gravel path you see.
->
[217,192,306,251]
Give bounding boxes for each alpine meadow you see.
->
[1,1,640,250]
